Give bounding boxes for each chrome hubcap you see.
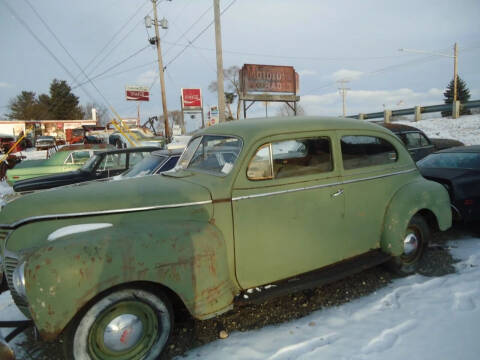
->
[104,314,144,352]
[403,233,418,256]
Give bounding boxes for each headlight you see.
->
[12,262,26,299]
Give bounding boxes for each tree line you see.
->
[5,79,108,123]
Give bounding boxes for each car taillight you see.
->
[464,199,474,206]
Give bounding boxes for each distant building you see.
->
[0,119,97,139]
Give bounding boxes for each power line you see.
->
[75,0,152,81]
[72,45,151,89]
[1,1,119,121]
[163,4,213,57]
[164,0,237,70]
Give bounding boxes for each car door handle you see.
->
[331,189,344,198]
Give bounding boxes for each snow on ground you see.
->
[179,237,480,360]
[11,149,49,161]
[395,113,480,145]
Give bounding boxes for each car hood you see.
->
[11,159,47,169]
[418,167,477,181]
[0,175,212,227]
[12,170,86,192]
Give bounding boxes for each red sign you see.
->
[126,86,149,101]
[181,88,202,109]
[240,64,299,93]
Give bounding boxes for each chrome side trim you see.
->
[233,168,416,201]
[0,200,212,229]
[232,181,342,201]
[341,168,416,185]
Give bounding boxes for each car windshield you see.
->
[121,154,167,178]
[175,135,242,175]
[418,152,480,170]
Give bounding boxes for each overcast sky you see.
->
[1,0,479,123]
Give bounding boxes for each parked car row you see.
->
[0,116,453,359]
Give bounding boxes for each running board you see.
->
[237,250,391,305]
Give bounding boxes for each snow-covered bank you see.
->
[179,237,480,360]
[396,114,480,145]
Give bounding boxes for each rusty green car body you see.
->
[0,117,451,359]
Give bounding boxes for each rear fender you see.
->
[381,179,451,256]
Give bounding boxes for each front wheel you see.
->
[65,288,173,360]
[386,214,429,275]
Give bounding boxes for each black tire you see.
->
[64,288,173,360]
[386,214,429,275]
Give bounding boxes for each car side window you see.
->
[247,137,333,180]
[64,151,91,165]
[341,135,397,170]
[72,151,91,165]
[404,132,424,149]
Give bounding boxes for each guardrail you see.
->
[347,100,480,122]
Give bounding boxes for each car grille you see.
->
[0,236,29,315]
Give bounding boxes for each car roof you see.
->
[436,145,480,153]
[378,123,423,133]
[96,146,162,155]
[197,116,394,142]
[151,149,183,157]
[57,144,113,152]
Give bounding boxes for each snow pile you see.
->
[395,114,480,145]
[180,238,480,360]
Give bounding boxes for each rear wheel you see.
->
[386,214,429,275]
[65,288,173,360]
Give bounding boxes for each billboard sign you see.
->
[126,85,149,101]
[240,64,299,94]
[181,88,203,109]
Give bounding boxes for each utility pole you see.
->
[151,0,170,139]
[337,79,350,117]
[453,42,458,103]
[213,0,226,123]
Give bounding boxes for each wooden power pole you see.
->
[213,0,226,123]
[338,79,350,117]
[453,42,458,104]
[152,0,170,139]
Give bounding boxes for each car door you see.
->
[232,132,346,289]
[337,131,411,255]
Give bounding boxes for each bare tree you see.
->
[82,102,109,125]
[276,103,306,117]
[209,65,242,120]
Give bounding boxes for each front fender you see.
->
[381,178,451,256]
[23,220,235,341]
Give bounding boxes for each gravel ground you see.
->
[11,226,471,360]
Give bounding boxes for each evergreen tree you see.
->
[442,76,471,117]
[48,79,84,120]
[6,91,47,120]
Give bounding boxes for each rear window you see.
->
[341,135,398,170]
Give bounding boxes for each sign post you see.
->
[180,88,204,132]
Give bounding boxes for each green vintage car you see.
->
[0,117,451,359]
[6,144,113,184]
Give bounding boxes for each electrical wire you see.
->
[76,0,152,81]
[164,0,237,70]
[2,1,122,122]
[72,45,151,89]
